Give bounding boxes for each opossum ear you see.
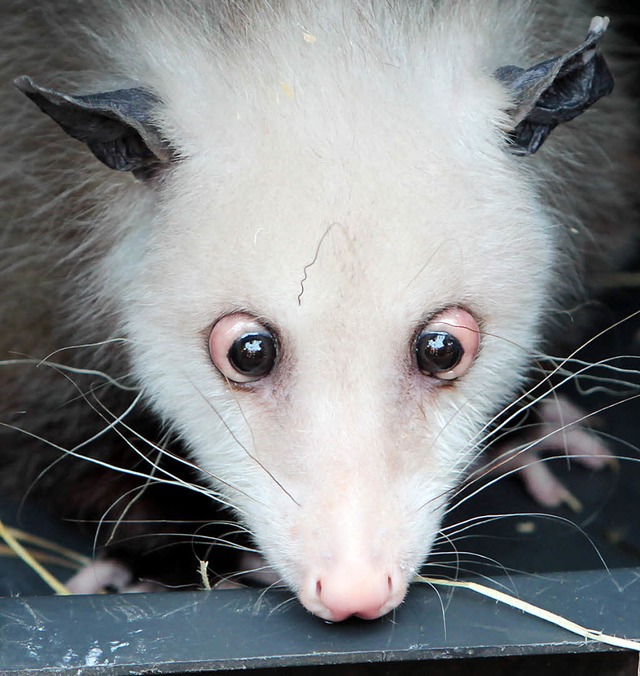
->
[495,16,614,156]
[14,76,170,179]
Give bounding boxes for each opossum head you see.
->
[120,73,554,621]
[141,135,553,623]
[16,7,613,621]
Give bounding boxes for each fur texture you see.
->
[0,0,637,619]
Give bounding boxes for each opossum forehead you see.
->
[147,0,519,187]
[161,36,513,182]
[151,139,552,340]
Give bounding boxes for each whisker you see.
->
[421,561,518,595]
[265,595,298,617]
[0,356,138,391]
[188,377,300,506]
[456,392,640,502]
[67,378,265,515]
[101,413,262,515]
[99,530,259,555]
[2,348,233,508]
[459,369,627,484]
[0,420,224,507]
[17,389,145,514]
[104,448,166,549]
[443,505,611,578]
[36,337,133,366]
[416,576,449,636]
[451,310,640,478]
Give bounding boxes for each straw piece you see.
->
[0,518,71,595]
[5,526,91,566]
[0,544,84,571]
[416,575,640,652]
[199,559,211,590]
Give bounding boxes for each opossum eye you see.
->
[228,333,277,379]
[209,314,278,383]
[414,308,479,380]
[415,332,463,374]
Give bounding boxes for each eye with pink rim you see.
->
[209,313,278,383]
[413,307,480,380]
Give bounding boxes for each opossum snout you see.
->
[300,562,406,621]
[205,306,482,620]
[286,505,414,621]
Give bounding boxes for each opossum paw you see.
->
[491,395,614,511]
[66,559,161,594]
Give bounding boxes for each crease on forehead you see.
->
[217,219,472,344]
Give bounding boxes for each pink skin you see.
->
[66,559,159,594]
[306,569,396,622]
[209,315,275,384]
[416,309,481,381]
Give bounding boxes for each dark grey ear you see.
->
[495,16,614,156]
[14,76,172,178]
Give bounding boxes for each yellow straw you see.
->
[417,575,640,652]
[0,518,71,595]
[5,526,91,566]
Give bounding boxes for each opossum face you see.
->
[118,75,555,620]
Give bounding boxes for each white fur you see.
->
[0,0,636,619]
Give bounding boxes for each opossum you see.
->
[0,0,637,622]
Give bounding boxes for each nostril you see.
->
[387,575,392,592]
[315,579,322,598]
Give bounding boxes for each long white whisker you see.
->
[188,377,300,506]
[454,311,640,477]
[457,391,640,501]
[41,365,262,516]
[0,357,139,391]
[17,389,145,512]
[91,395,264,514]
[437,511,610,575]
[36,337,133,366]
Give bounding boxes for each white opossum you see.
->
[0,0,637,621]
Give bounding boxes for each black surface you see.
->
[251,653,639,676]
[0,568,639,674]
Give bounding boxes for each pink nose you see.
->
[301,565,405,621]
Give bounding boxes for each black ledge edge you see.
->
[0,567,639,674]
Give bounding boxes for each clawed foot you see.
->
[66,552,280,594]
[489,395,615,510]
[66,559,160,594]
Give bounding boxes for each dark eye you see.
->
[209,313,278,383]
[413,307,480,381]
[415,331,463,375]
[228,332,277,378]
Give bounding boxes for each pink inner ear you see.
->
[423,307,480,380]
